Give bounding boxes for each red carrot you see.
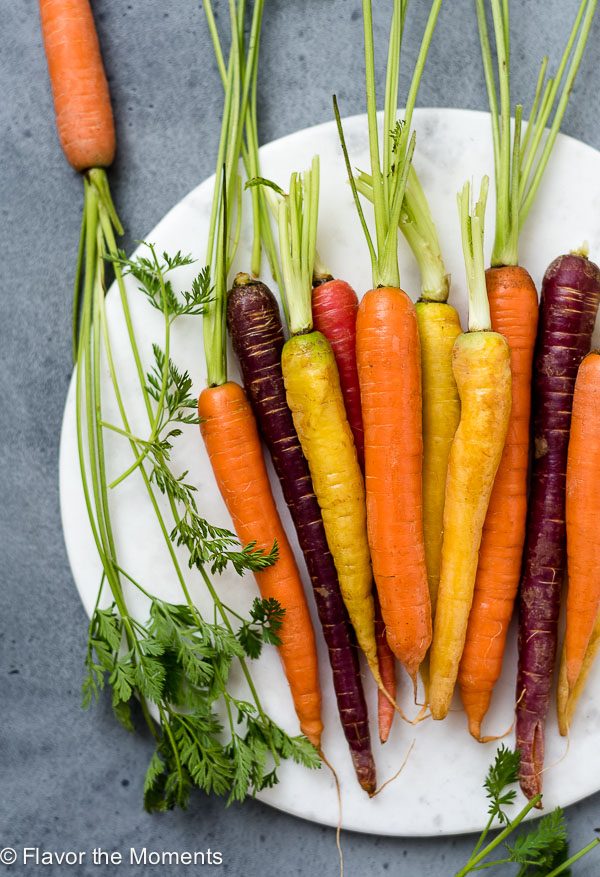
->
[517,251,600,801]
[312,276,397,742]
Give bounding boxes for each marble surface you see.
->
[4,0,600,872]
[61,109,600,837]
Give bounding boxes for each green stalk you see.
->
[544,838,600,877]
[454,795,541,876]
[202,0,265,387]
[490,0,512,266]
[477,0,597,267]
[72,206,86,362]
[399,0,443,158]
[475,0,500,193]
[362,0,387,262]
[520,0,597,223]
[458,177,490,333]
[340,0,442,289]
[277,158,320,335]
[354,165,449,300]
[383,0,405,207]
[518,55,548,168]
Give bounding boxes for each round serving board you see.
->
[59,108,600,836]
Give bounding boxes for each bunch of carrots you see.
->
[42,0,600,821]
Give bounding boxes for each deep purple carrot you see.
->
[517,252,600,801]
[227,273,376,794]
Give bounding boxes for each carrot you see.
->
[429,179,512,721]
[312,278,366,469]
[558,611,600,737]
[312,277,397,742]
[517,252,600,801]
[556,352,600,735]
[227,276,376,791]
[356,285,430,682]
[198,0,323,747]
[459,267,537,738]
[39,0,115,172]
[198,384,322,746]
[335,0,442,684]
[459,0,595,743]
[356,161,462,621]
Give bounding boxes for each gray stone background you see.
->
[2,0,600,874]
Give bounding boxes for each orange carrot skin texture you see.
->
[198,382,322,747]
[563,353,600,694]
[459,266,538,739]
[356,287,432,681]
[39,0,116,171]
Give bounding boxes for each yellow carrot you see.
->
[416,304,462,617]
[274,160,380,685]
[282,332,376,675]
[429,178,512,720]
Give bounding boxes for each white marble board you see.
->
[59,109,600,836]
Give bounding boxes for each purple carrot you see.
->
[227,273,376,794]
[517,252,600,801]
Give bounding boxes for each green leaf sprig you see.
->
[76,229,320,813]
[455,746,599,876]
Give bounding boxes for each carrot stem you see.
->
[341,0,442,289]
[477,0,596,267]
[277,159,320,335]
[458,177,490,332]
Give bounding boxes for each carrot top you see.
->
[276,158,320,335]
[477,0,597,268]
[355,165,449,303]
[334,0,442,290]
[202,0,264,387]
[458,177,491,332]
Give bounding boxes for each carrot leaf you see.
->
[483,744,520,824]
[455,747,600,876]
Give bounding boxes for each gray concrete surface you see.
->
[2,1,600,874]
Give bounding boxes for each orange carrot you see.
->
[39,0,115,171]
[356,288,431,682]
[459,266,538,739]
[199,382,322,747]
[559,352,600,708]
[335,0,441,684]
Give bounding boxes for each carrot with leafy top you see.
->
[198,0,322,747]
[356,162,462,623]
[39,0,120,358]
[269,160,382,695]
[335,0,442,683]
[429,178,512,720]
[459,0,596,744]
